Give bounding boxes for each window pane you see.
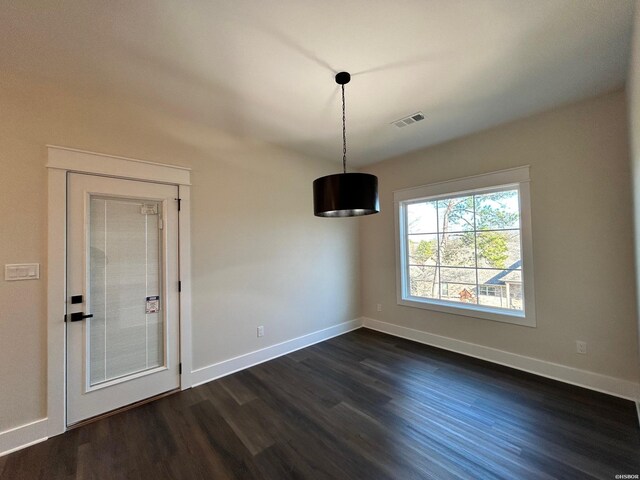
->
[440,283,478,305]
[89,196,164,386]
[408,234,438,266]
[478,268,521,284]
[476,230,521,269]
[477,269,523,311]
[440,267,476,285]
[477,285,508,308]
[409,266,438,299]
[437,196,474,233]
[439,232,476,267]
[407,201,438,234]
[475,190,519,230]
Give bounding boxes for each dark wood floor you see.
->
[2,329,639,479]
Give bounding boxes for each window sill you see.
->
[398,296,536,327]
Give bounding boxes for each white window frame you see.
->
[394,166,536,327]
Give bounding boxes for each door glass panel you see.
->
[88,196,164,386]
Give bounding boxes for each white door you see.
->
[66,173,180,425]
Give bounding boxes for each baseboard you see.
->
[0,418,48,457]
[362,317,640,401]
[190,318,363,387]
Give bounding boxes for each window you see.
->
[395,167,535,327]
[478,285,501,297]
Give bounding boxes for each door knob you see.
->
[67,312,94,322]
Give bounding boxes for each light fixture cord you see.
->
[342,83,347,174]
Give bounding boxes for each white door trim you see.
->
[46,146,193,438]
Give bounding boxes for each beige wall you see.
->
[361,90,639,382]
[629,0,640,367]
[0,73,360,432]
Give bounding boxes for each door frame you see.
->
[46,146,193,437]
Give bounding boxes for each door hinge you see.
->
[175,198,182,211]
[159,218,164,230]
[179,363,182,375]
[178,280,182,293]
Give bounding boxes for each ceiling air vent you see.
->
[392,112,425,128]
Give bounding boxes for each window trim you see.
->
[394,166,536,327]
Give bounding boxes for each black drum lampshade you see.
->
[313,172,379,217]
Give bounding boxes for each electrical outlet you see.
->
[257,326,264,338]
[576,340,587,355]
[376,304,382,312]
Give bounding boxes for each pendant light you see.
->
[313,72,379,217]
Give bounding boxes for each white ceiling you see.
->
[1,1,635,166]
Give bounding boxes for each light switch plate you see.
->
[5,263,40,281]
